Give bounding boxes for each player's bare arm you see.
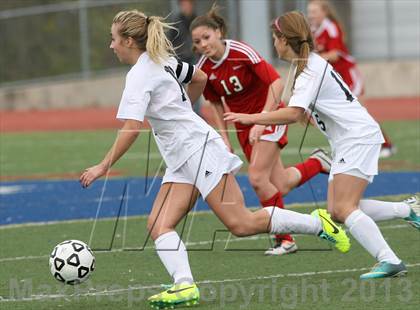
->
[186,68,207,103]
[80,119,142,188]
[249,78,284,144]
[210,100,233,151]
[262,78,284,112]
[224,106,304,126]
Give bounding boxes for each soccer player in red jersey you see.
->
[190,5,331,255]
[307,0,396,158]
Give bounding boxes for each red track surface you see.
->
[0,97,419,133]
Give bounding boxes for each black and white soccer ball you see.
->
[49,240,95,285]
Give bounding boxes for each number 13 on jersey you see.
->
[220,76,244,95]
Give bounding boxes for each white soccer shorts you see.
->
[162,138,243,199]
[328,143,381,183]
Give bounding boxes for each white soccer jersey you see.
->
[288,53,384,149]
[117,52,220,170]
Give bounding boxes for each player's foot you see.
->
[379,145,397,158]
[264,240,298,256]
[404,195,420,230]
[311,209,350,253]
[360,261,407,279]
[148,283,199,309]
[310,148,332,174]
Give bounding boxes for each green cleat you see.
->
[311,209,351,253]
[148,283,199,309]
[360,261,407,279]
[404,195,420,230]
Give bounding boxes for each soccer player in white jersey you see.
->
[79,10,351,308]
[224,11,420,280]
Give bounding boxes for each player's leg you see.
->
[147,182,199,283]
[255,125,330,196]
[329,174,407,279]
[248,140,297,254]
[147,182,199,240]
[194,138,348,249]
[147,182,201,307]
[358,196,420,229]
[268,145,331,254]
[269,148,332,195]
[248,126,331,254]
[205,173,349,253]
[249,140,299,196]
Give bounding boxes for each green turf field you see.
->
[0,201,419,310]
[0,120,419,179]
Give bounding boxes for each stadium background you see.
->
[0,1,419,309]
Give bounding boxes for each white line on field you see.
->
[1,262,419,302]
[0,223,412,263]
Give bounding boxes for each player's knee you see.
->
[276,183,291,195]
[248,169,268,190]
[330,204,353,223]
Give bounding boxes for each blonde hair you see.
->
[112,10,176,63]
[308,0,346,41]
[272,11,314,87]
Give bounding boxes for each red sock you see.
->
[260,192,294,243]
[295,158,322,186]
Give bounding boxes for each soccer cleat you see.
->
[360,261,407,279]
[311,209,350,253]
[148,283,199,309]
[404,195,420,230]
[310,148,332,174]
[264,240,298,256]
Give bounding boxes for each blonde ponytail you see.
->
[146,16,176,63]
[112,10,176,64]
[295,41,311,83]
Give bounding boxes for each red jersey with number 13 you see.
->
[197,40,281,125]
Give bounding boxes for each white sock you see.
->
[359,199,411,221]
[345,209,401,264]
[264,207,322,235]
[155,231,194,284]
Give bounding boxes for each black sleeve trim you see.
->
[184,65,194,83]
[176,59,183,78]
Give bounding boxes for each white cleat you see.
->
[379,145,397,158]
[264,240,298,256]
[404,195,420,230]
[310,148,332,174]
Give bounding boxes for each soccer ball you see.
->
[49,240,95,285]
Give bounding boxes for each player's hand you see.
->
[223,112,256,125]
[249,124,266,145]
[80,163,108,188]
